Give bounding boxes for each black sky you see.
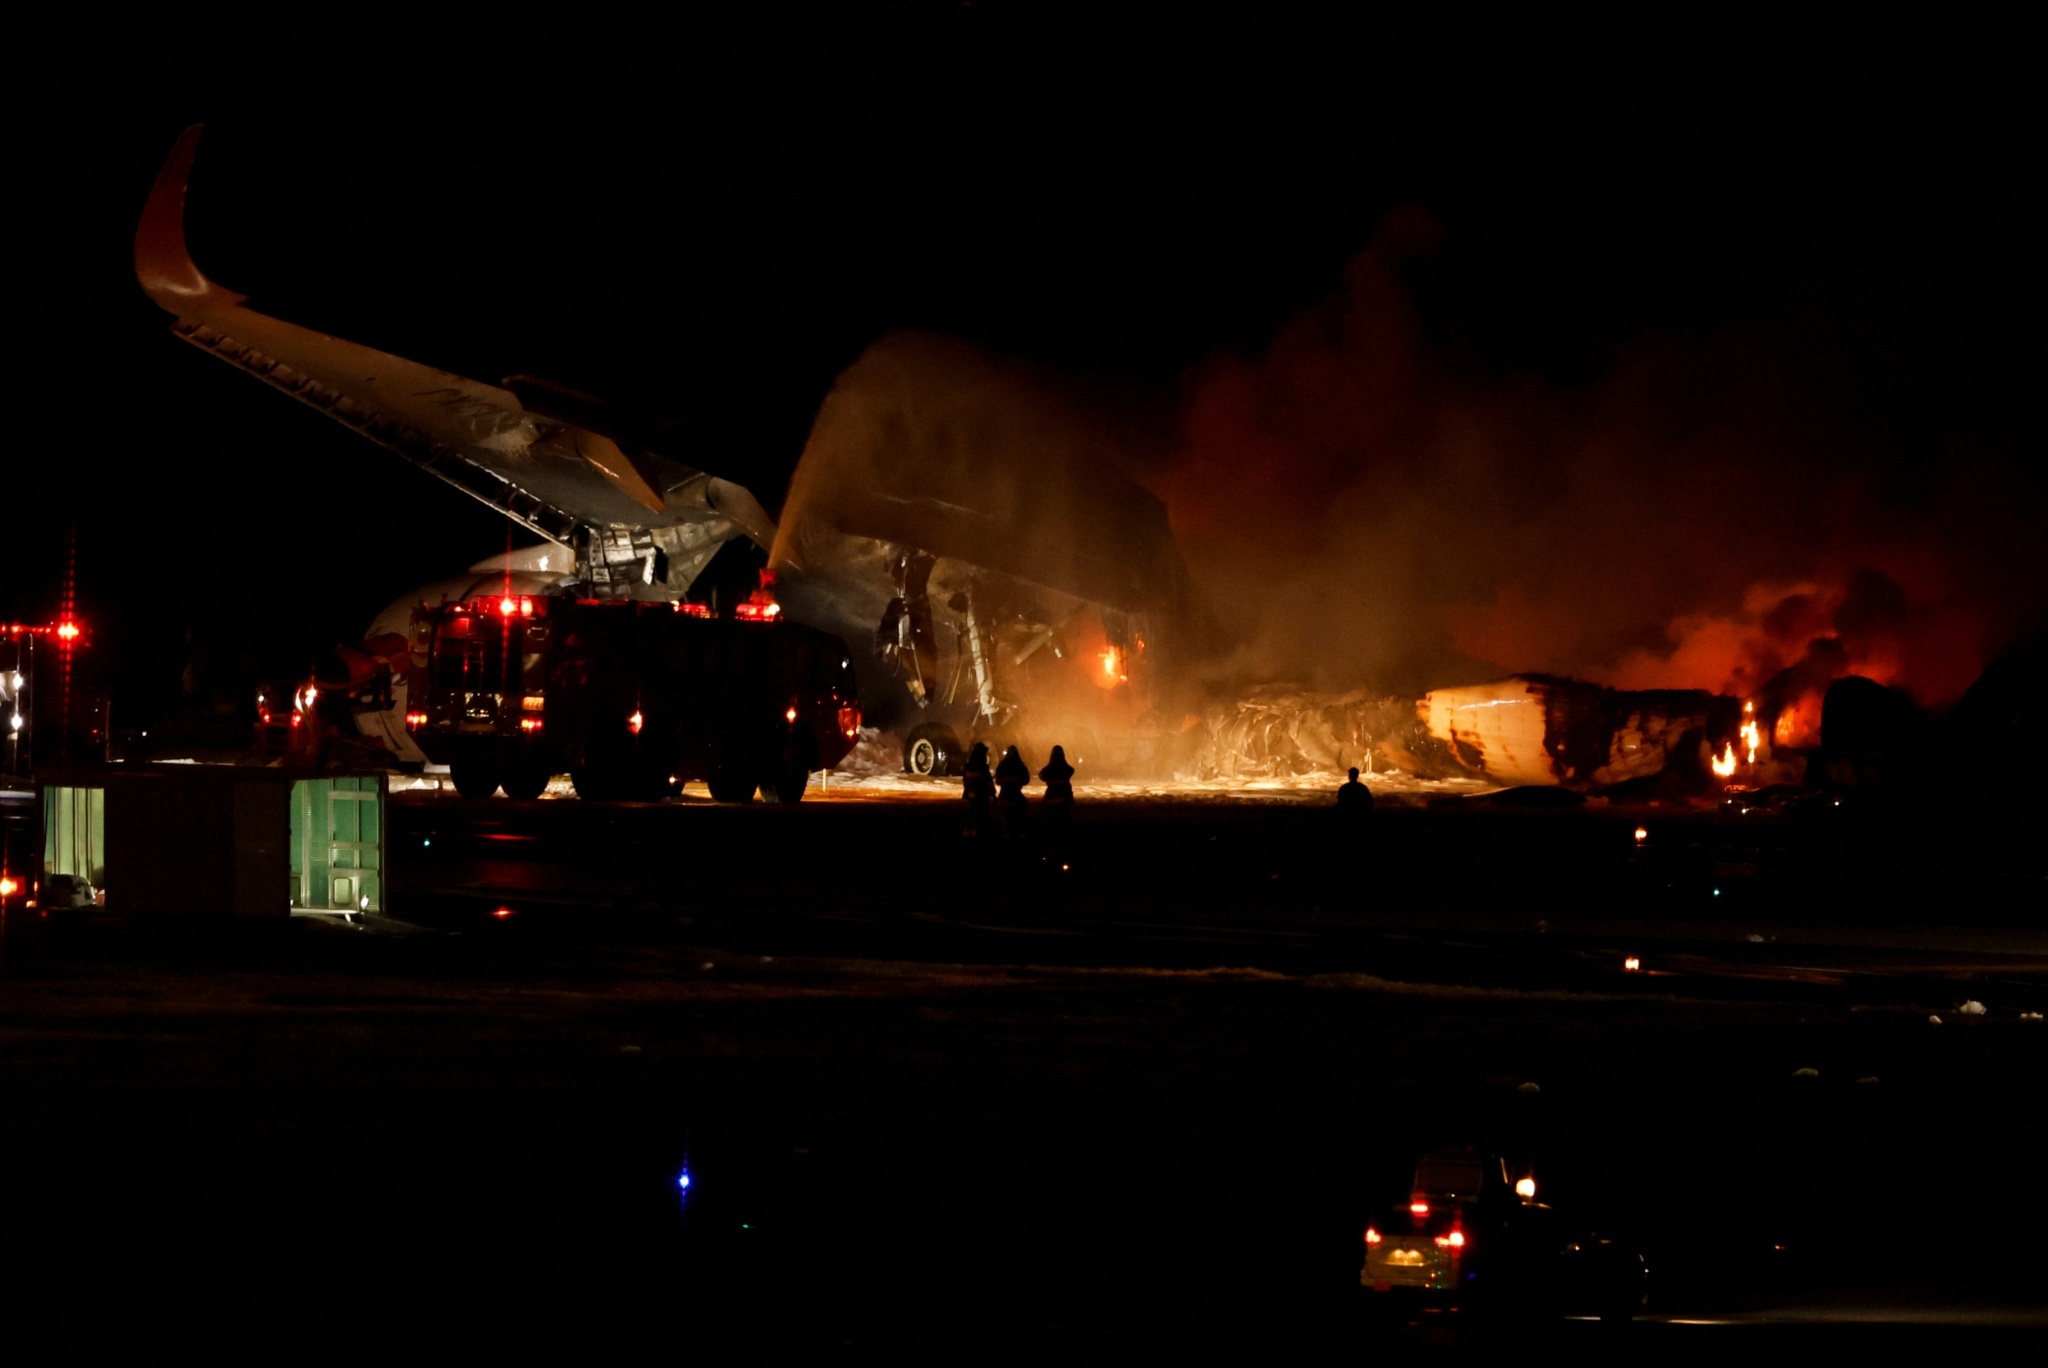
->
[6,8,2039,719]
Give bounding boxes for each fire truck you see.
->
[406,587,861,803]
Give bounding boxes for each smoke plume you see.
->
[1146,210,2046,708]
[783,213,2044,719]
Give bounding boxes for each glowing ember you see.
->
[1711,743,1737,778]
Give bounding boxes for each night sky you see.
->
[9,10,2040,724]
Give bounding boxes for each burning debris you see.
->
[1177,686,1449,783]
[1420,675,1739,793]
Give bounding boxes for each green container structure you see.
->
[42,782,106,888]
[42,768,386,918]
[290,774,385,914]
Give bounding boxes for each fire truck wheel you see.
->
[451,762,502,800]
[708,769,757,803]
[570,766,615,801]
[762,764,809,804]
[501,764,550,801]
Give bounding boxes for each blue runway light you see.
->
[676,1172,691,1190]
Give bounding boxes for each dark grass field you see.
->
[2,793,2043,1358]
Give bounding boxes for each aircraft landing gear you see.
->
[903,723,961,777]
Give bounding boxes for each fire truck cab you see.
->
[409,588,860,803]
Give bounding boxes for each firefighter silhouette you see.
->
[994,744,1031,837]
[961,742,995,837]
[1038,744,1076,833]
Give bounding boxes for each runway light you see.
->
[676,1172,691,1190]
[56,621,80,641]
[1516,1177,1537,1200]
[785,706,798,724]
[492,906,514,920]
[1624,956,1642,972]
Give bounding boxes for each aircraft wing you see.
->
[135,127,774,557]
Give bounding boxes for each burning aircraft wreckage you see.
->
[134,127,1921,802]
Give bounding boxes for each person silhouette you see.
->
[1336,766,1374,812]
[1038,744,1076,835]
[961,741,994,837]
[994,744,1031,837]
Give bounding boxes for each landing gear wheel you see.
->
[500,764,551,801]
[903,724,960,777]
[451,762,501,800]
[708,769,757,803]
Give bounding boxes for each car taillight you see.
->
[520,717,543,733]
[1364,1227,1381,1245]
[837,703,861,740]
[1435,1230,1465,1250]
[1409,1202,1430,1217]
[405,711,427,729]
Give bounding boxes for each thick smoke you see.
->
[1147,211,2046,708]
[782,214,2043,722]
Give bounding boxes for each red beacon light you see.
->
[733,591,781,623]
[495,596,537,618]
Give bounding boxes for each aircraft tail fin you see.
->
[135,124,245,314]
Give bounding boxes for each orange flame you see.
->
[1711,743,1737,778]
[1098,645,1126,685]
